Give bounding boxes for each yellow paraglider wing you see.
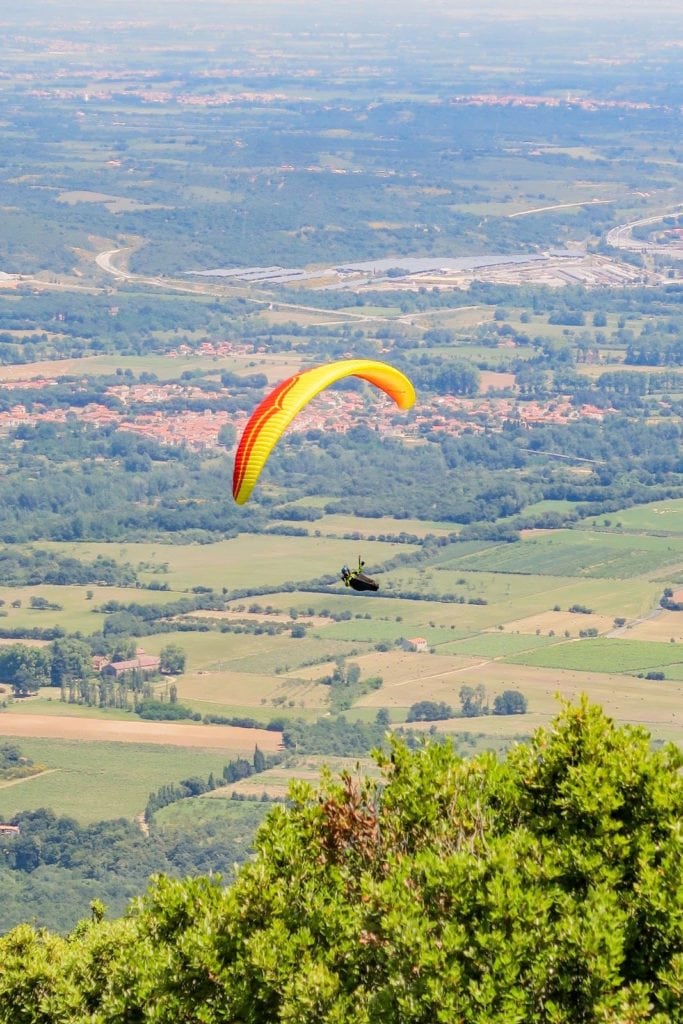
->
[232,358,416,505]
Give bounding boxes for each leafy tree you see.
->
[159,644,186,674]
[406,699,454,721]
[0,701,681,1022]
[459,683,488,717]
[0,645,51,696]
[49,637,91,688]
[253,745,266,773]
[492,689,528,715]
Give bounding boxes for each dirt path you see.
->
[0,714,282,751]
[606,606,664,638]
[0,768,58,790]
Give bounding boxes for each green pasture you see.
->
[140,628,366,676]
[226,591,485,640]
[505,637,683,674]
[217,639,369,676]
[179,696,320,722]
[309,619,406,644]
[438,343,536,364]
[0,739,244,823]
[304,513,458,538]
[41,535,416,593]
[380,565,659,620]
[438,632,561,657]
[4,696,136,720]
[657,663,683,681]
[0,583,177,635]
[518,500,579,517]
[336,305,403,317]
[2,350,302,386]
[154,794,271,832]
[383,565,555,600]
[441,530,681,580]
[313,620,459,647]
[581,499,683,535]
[418,305,491,328]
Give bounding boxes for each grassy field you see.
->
[350,652,683,743]
[381,565,661,622]
[0,739,253,822]
[581,499,683,534]
[436,632,561,657]
[41,535,416,592]
[0,352,300,385]
[440,530,682,579]
[0,583,178,635]
[505,637,683,674]
[154,793,272,832]
[301,513,458,538]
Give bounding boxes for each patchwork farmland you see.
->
[2,498,682,825]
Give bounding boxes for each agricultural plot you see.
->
[0,713,280,751]
[382,565,659,621]
[4,695,136,720]
[228,590,482,631]
[43,535,416,592]
[355,657,683,745]
[501,611,617,637]
[176,669,330,714]
[581,499,683,535]
[290,650,482,686]
[154,795,271,834]
[0,583,178,635]
[0,352,301,386]
[311,619,457,647]
[505,637,683,674]
[437,632,561,657]
[139,628,366,676]
[301,513,458,538]
[0,739,255,822]
[441,530,682,579]
[203,754,381,801]
[621,611,683,644]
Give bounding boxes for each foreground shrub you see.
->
[0,698,681,1023]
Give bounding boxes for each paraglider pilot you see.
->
[341,558,379,593]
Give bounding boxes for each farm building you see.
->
[0,824,20,835]
[405,637,428,652]
[103,654,161,679]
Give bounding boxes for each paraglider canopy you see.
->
[232,358,416,505]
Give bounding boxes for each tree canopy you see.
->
[0,699,681,1023]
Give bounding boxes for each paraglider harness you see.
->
[341,557,379,593]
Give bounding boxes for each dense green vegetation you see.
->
[0,744,276,933]
[0,701,680,1022]
[0,802,271,935]
[0,410,679,547]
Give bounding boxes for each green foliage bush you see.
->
[492,688,528,714]
[0,700,681,1022]
[137,700,199,721]
[406,699,454,721]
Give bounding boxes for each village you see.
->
[0,356,607,452]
